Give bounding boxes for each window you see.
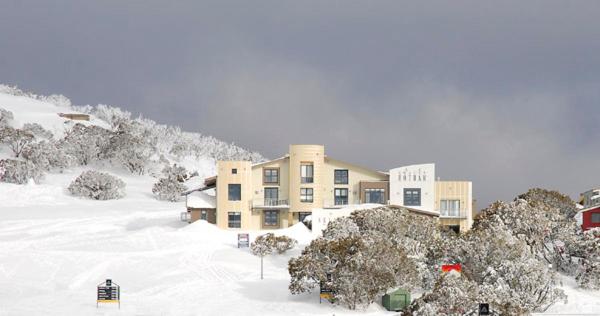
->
[404,188,421,206]
[365,188,385,204]
[264,210,279,226]
[232,168,237,174]
[298,212,312,223]
[264,187,279,206]
[201,210,208,221]
[263,168,279,184]
[300,188,313,202]
[440,200,460,217]
[592,213,600,223]
[228,212,241,228]
[334,188,348,205]
[228,184,241,201]
[334,169,348,184]
[301,163,314,183]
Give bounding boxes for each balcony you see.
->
[252,198,290,209]
[438,210,468,219]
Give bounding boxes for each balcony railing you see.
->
[252,198,290,208]
[438,210,468,219]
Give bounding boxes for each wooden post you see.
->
[260,256,264,280]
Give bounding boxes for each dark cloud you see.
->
[1,0,599,207]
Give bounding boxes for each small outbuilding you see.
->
[183,191,216,224]
[382,288,411,312]
[575,205,600,231]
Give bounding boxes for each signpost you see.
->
[97,279,120,309]
[319,273,335,304]
[479,303,490,315]
[441,263,462,273]
[238,233,249,248]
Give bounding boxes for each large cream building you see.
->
[190,144,474,233]
[212,145,388,230]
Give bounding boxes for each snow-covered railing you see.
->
[252,198,289,208]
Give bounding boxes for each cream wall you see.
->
[323,158,388,206]
[251,158,290,204]
[216,161,252,230]
[389,163,435,213]
[289,145,325,215]
[435,181,473,232]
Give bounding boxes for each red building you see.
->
[576,205,600,231]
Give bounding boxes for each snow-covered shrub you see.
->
[108,121,153,174]
[0,127,34,157]
[23,123,53,140]
[21,141,73,171]
[575,228,600,290]
[252,233,297,279]
[61,123,113,165]
[407,271,479,315]
[0,108,13,127]
[458,225,566,314]
[152,177,187,202]
[161,164,189,182]
[289,231,418,310]
[0,159,44,184]
[68,170,125,200]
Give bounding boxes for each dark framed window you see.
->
[365,188,385,204]
[301,163,314,183]
[232,168,237,174]
[298,212,312,223]
[228,184,241,201]
[404,188,421,206]
[264,187,279,205]
[334,188,348,205]
[201,210,208,220]
[592,213,600,223]
[334,169,348,184]
[228,212,241,228]
[300,188,313,202]
[263,168,279,184]
[264,210,279,226]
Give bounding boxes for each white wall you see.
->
[389,163,435,213]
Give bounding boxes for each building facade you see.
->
[435,181,474,233]
[576,188,600,231]
[195,144,475,232]
[213,145,388,230]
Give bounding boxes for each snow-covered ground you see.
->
[1,173,599,315]
[0,171,394,315]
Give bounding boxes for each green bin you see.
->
[382,288,411,312]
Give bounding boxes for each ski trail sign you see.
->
[97,279,120,308]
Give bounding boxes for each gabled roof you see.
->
[251,155,289,168]
[324,156,388,177]
[186,191,216,209]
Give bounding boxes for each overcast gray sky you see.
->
[1,0,599,208]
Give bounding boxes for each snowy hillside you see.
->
[0,85,599,315]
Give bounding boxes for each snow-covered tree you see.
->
[407,271,480,315]
[152,177,187,202]
[289,231,418,310]
[108,121,153,174]
[0,127,34,157]
[61,123,113,165]
[274,235,298,254]
[0,159,44,184]
[23,123,53,140]
[0,108,13,127]
[575,228,600,290]
[251,233,297,280]
[458,226,566,314]
[21,140,73,172]
[68,170,126,200]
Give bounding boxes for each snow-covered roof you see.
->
[186,191,216,209]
